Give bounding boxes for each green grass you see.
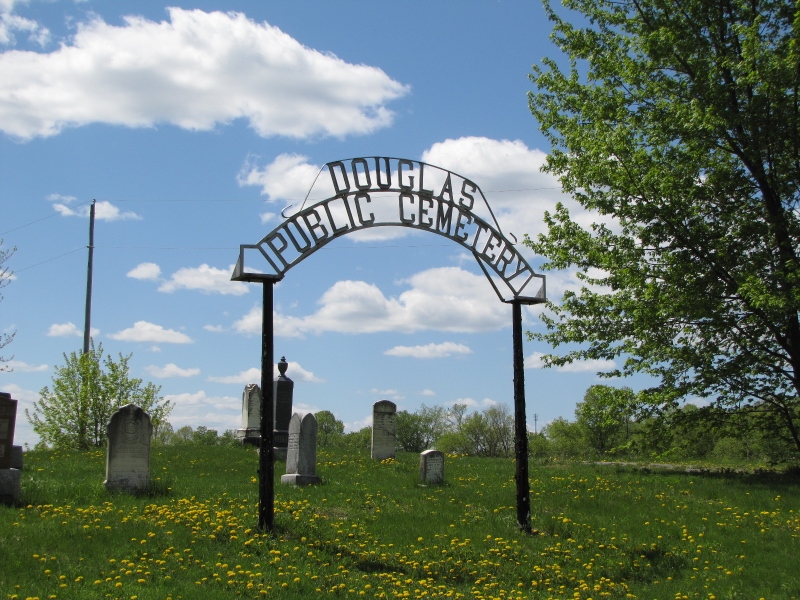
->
[1,446,799,599]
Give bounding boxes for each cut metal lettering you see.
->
[234,156,546,303]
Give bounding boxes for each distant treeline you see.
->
[152,384,800,466]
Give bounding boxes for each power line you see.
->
[14,247,85,273]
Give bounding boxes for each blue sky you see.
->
[1,0,639,447]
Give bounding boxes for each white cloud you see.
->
[163,390,240,432]
[344,414,372,433]
[203,324,225,333]
[109,321,192,344]
[525,351,616,373]
[0,8,409,140]
[127,262,162,281]
[448,397,497,409]
[47,322,99,337]
[370,388,403,401]
[420,137,588,246]
[4,359,47,372]
[208,361,322,384]
[51,198,141,221]
[234,266,508,337]
[384,341,472,359]
[158,264,249,296]
[238,153,322,202]
[0,4,49,47]
[145,363,200,378]
[419,389,436,396]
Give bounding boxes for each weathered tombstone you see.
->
[104,404,152,493]
[281,412,321,485]
[0,392,18,470]
[0,392,20,505]
[371,400,397,460]
[419,449,445,484]
[11,445,23,470]
[273,357,294,461]
[235,384,262,445]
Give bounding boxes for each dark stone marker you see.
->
[0,392,17,470]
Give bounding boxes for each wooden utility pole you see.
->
[83,200,96,355]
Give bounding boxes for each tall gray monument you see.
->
[235,384,262,445]
[281,412,321,486]
[104,404,152,493]
[371,400,397,460]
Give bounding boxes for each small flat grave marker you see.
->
[419,449,445,484]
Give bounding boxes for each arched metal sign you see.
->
[232,157,545,534]
[232,156,545,303]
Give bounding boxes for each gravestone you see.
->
[0,392,19,505]
[11,445,23,470]
[371,400,397,460]
[273,357,294,461]
[0,392,18,470]
[235,384,261,445]
[419,449,445,484]
[281,412,321,485]
[104,404,153,493]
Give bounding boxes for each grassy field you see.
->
[1,446,799,600]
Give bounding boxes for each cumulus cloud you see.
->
[49,197,141,221]
[208,361,322,384]
[234,267,508,337]
[0,2,49,47]
[109,321,192,344]
[448,397,497,409]
[525,351,616,373]
[47,322,98,337]
[158,264,249,296]
[4,359,47,372]
[419,389,436,396]
[163,390,240,432]
[238,153,322,203]
[0,8,409,140]
[420,136,593,246]
[145,363,200,378]
[127,262,162,281]
[384,342,472,359]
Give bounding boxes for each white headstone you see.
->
[419,449,445,484]
[235,384,261,444]
[104,404,152,493]
[371,400,397,460]
[281,413,321,486]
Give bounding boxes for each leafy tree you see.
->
[315,410,345,447]
[26,344,173,449]
[575,385,635,455]
[527,0,800,451]
[0,240,15,371]
[542,417,588,460]
[396,410,426,452]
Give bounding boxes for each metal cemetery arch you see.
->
[231,156,546,533]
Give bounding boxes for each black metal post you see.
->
[83,200,96,355]
[512,300,532,533]
[258,282,275,532]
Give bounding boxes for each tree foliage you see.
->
[527,0,800,450]
[315,410,345,447]
[0,239,15,371]
[576,385,635,455]
[27,343,173,449]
